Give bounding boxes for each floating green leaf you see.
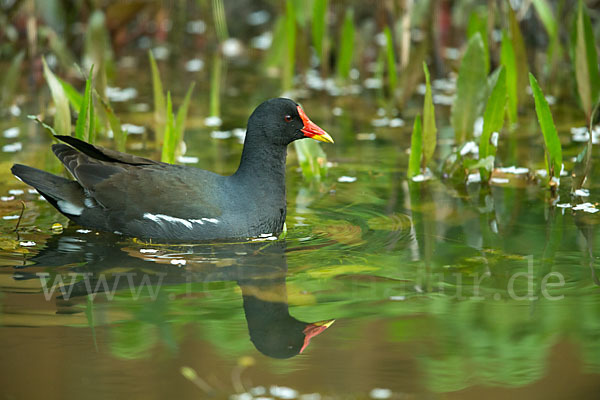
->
[336,8,355,81]
[451,33,487,143]
[500,31,518,125]
[407,115,423,178]
[529,73,562,180]
[42,57,71,135]
[574,0,600,121]
[311,0,328,65]
[422,62,436,167]
[384,26,397,96]
[479,67,507,182]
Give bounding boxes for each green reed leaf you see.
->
[529,73,562,180]
[451,33,487,143]
[422,62,436,167]
[479,67,507,181]
[408,115,423,178]
[42,57,71,135]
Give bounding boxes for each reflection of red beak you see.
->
[297,105,334,143]
[299,319,335,354]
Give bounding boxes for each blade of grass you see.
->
[479,67,507,182]
[27,115,58,137]
[529,73,562,181]
[283,0,296,92]
[1,50,24,107]
[467,10,489,73]
[422,62,436,168]
[174,82,196,149]
[42,57,71,135]
[209,53,221,118]
[451,33,487,143]
[74,68,93,142]
[95,91,126,152]
[336,8,355,82]
[384,26,397,98]
[311,0,328,66]
[500,31,518,125]
[149,50,166,142]
[574,0,600,122]
[508,6,528,105]
[407,115,423,178]
[161,92,175,163]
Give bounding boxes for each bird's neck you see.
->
[233,134,288,203]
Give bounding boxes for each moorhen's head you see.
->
[247,98,334,146]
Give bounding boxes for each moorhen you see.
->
[11,98,333,241]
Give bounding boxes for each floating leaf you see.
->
[422,62,436,168]
[529,73,562,180]
[384,26,397,95]
[451,33,487,143]
[574,0,600,121]
[407,115,423,178]
[336,8,355,81]
[479,67,507,182]
[42,57,71,135]
[500,31,518,125]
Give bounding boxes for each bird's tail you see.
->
[11,164,86,216]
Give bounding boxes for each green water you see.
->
[1,5,600,400]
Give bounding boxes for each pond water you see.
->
[1,3,600,400]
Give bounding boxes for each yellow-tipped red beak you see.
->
[297,105,334,144]
[299,319,335,354]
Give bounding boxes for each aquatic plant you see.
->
[529,73,562,187]
[407,63,436,179]
[335,8,355,82]
[500,31,518,126]
[283,0,296,92]
[161,85,195,164]
[311,0,328,68]
[0,51,24,109]
[74,68,96,143]
[42,57,71,136]
[384,26,397,98]
[407,115,422,179]
[294,139,328,181]
[451,33,487,143]
[479,67,507,182]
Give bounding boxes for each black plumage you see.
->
[11,98,333,241]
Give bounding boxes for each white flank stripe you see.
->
[143,213,219,229]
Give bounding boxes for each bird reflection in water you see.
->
[15,230,334,359]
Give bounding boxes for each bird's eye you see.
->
[284,115,293,122]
